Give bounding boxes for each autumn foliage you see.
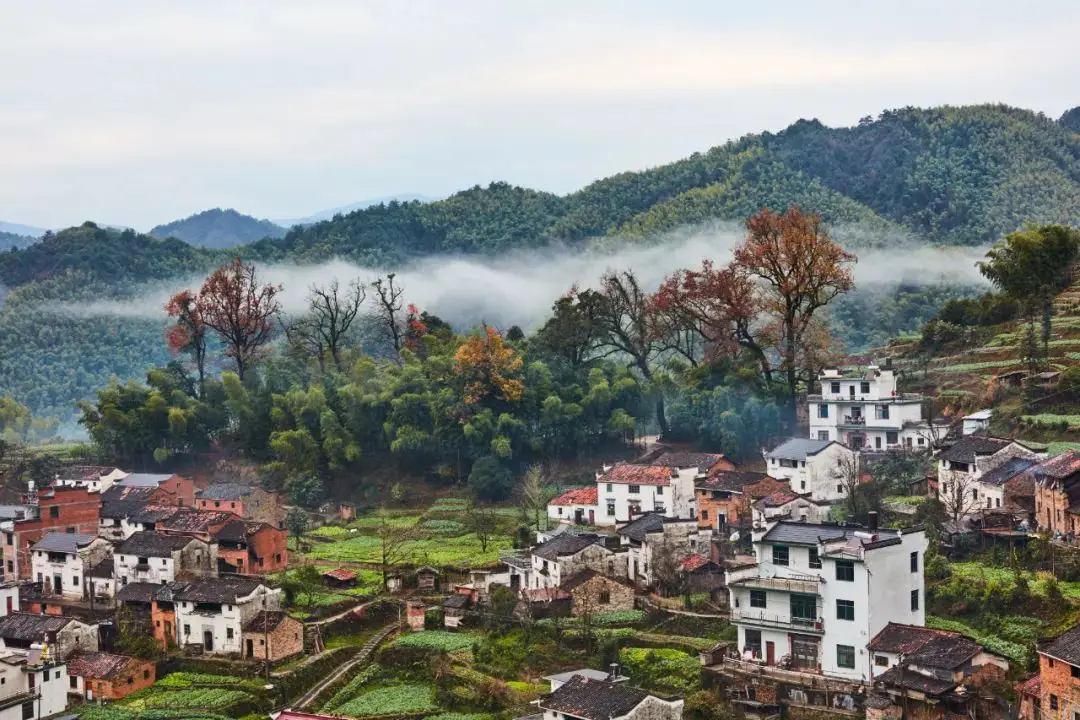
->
[196,258,282,381]
[454,325,524,405]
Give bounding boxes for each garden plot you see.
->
[84,672,270,719]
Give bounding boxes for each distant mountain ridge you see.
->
[149,208,285,249]
[272,193,435,227]
[0,221,47,238]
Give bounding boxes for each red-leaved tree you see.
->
[165,289,209,396]
[197,258,282,381]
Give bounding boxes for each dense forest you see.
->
[150,208,286,249]
[1,103,1078,421]
[0,231,35,252]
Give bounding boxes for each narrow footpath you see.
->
[292,621,400,711]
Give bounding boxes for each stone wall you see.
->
[568,574,634,617]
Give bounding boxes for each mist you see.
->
[47,221,991,331]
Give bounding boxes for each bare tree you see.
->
[371,273,406,360]
[468,500,499,553]
[939,470,982,522]
[835,452,862,518]
[376,510,419,589]
[650,535,691,606]
[518,464,546,532]
[283,314,328,372]
[308,279,365,371]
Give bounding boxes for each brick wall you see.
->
[243,615,303,662]
[14,488,101,578]
[1036,484,1074,534]
[88,659,156,700]
[248,526,288,574]
[1039,652,1080,720]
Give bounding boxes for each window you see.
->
[55,671,60,680]
[836,599,855,621]
[809,548,821,569]
[772,545,789,566]
[972,488,978,500]
[818,404,829,418]
[606,502,616,516]
[749,590,767,608]
[21,701,33,720]
[215,501,221,508]
[701,510,709,521]
[72,576,79,586]
[875,655,889,667]
[49,506,59,519]
[790,594,816,622]
[628,485,640,494]
[951,461,971,472]
[910,552,918,573]
[1051,695,1059,711]
[818,431,829,441]
[557,508,563,516]
[744,629,762,656]
[837,484,843,494]
[830,382,840,394]
[70,676,78,689]
[886,431,898,445]
[606,483,613,492]
[1071,665,1080,679]
[835,560,854,582]
[910,589,920,611]
[860,382,870,394]
[874,437,881,450]
[837,644,856,669]
[779,459,796,468]
[877,405,890,420]
[599,589,611,604]
[226,628,234,639]
[800,480,806,491]
[183,624,190,636]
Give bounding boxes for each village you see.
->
[0,359,1072,720]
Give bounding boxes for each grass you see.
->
[935,359,1023,373]
[1021,414,1080,429]
[305,532,513,567]
[119,688,254,712]
[884,495,927,506]
[394,631,477,652]
[949,562,1080,600]
[926,615,1032,667]
[1047,441,1080,456]
[336,683,438,718]
[155,673,264,690]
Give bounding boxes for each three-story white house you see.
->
[809,363,933,451]
[727,517,927,682]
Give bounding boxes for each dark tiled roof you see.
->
[116,531,196,557]
[55,466,120,482]
[908,635,982,669]
[865,693,895,710]
[30,532,98,554]
[215,519,268,544]
[760,522,853,546]
[243,611,292,633]
[766,438,832,461]
[119,473,176,487]
[979,458,1038,487]
[67,652,134,680]
[550,487,599,506]
[560,569,633,592]
[100,486,158,519]
[115,582,162,604]
[540,674,650,720]
[601,465,674,487]
[615,513,689,543]
[170,577,264,603]
[1031,451,1080,483]
[197,483,255,501]
[697,471,769,492]
[875,665,957,696]
[158,508,235,534]
[937,436,1016,463]
[0,613,73,641]
[128,505,185,524]
[756,491,799,508]
[649,452,725,472]
[443,594,469,609]
[534,533,605,560]
[1042,625,1080,666]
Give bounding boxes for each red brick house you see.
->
[116,473,195,507]
[649,452,736,476]
[1033,452,1080,534]
[1023,624,1080,720]
[215,520,288,575]
[7,486,101,579]
[196,483,283,526]
[242,611,303,662]
[694,471,776,532]
[67,652,155,700]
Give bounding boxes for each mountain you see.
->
[150,208,286,249]
[0,221,47,238]
[272,193,434,228]
[0,231,37,252]
[1,103,1079,421]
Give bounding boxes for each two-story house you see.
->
[114,473,195,508]
[593,464,696,525]
[98,485,179,541]
[0,613,98,659]
[0,645,69,720]
[548,487,600,527]
[616,513,702,589]
[727,517,927,682]
[172,577,282,655]
[114,532,216,587]
[53,466,128,494]
[29,532,112,600]
[7,486,101,580]
[195,483,283,526]
[937,436,1044,518]
[765,439,856,503]
[214,519,288,575]
[809,364,933,451]
[750,492,833,528]
[694,471,781,534]
[536,673,683,720]
[530,533,626,591]
[1026,624,1080,720]
[1032,451,1080,534]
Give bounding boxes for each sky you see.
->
[1,0,1078,231]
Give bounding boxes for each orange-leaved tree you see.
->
[165,289,208,396]
[453,325,524,405]
[197,258,282,381]
[733,207,855,407]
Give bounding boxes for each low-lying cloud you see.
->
[47,222,991,331]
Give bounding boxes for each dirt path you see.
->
[292,621,400,710]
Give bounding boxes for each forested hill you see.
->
[0,231,35,252]
[149,208,286,249]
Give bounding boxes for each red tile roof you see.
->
[601,464,674,486]
[680,553,711,571]
[525,587,570,601]
[550,487,599,506]
[323,568,357,582]
[1017,675,1040,697]
[757,491,798,508]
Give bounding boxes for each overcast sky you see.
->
[1,0,1078,231]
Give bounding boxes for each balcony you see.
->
[730,610,825,634]
[842,416,865,426]
[500,551,531,571]
[729,575,821,594]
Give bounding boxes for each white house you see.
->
[529,533,627,591]
[114,532,215,587]
[537,673,683,720]
[809,364,933,451]
[548,487,599,526]
[0,583,17,617]
[727,517,927,682]
[0,646,68,720]
[615,513,702,589]
[962,410,993,436]
[765,439,856,503]
[593,464,697,525]
[30,533,113,600]
[172,577,282,655]
[53,466,128,494]
[936,435,1044,515]
[751,491,833,528]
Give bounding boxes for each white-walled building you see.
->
[529,533,627,591]
[593,464,697,525]
[809,365,933,451]
[537,674,683,720]
[0,647,68,720]
[962,410,993,436]
[936,435,1044,515]
[0,584,17,617]
[548,487,599,526]
[114,532,215,587]
[172,578,282,655]
[765,439,856,503]
[751,492,833,528]
[54,466,128,494]
[727,519,927,683]
[29,533,112,600]
[616,513,703,589]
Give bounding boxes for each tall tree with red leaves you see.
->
[164,289,209,396]
[197,258,282,381]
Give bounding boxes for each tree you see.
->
[939,470,982,522]
[469,456,514,501]
[376,510,419,589]
[285,506,309,552]
[518,464,546,531]
[533,289,605,368]
[733,207,856,410]
[165,289,209,396]
[593,270,670,434]
[467,500,499,553]
[650,535,691,606]
[305,279,365,371]
[370,273,406,360]
[454,326,524,405]
[979,225,1080,367]
[197,258,282,381]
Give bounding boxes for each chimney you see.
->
[867,511,878,532]
[608,663,620,681]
